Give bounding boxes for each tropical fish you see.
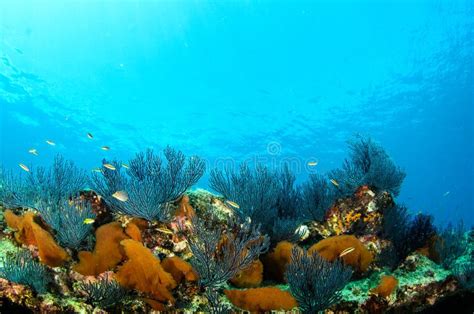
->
[443,191,450,197]
[28,148,38,156]
[83,218,95,225]
[46,140,56,146]
[19,163,30,172]
[101,146,110,151]
[122,163,130,169]
[91,168,102,173]
[226,200,240,209]
[156,227,174,235]
[112,190,128,202]
[339,247,355,258]
[87,132,93,139]
[103,163,116,170]
[330,179,339,187]
[307,161,318,167]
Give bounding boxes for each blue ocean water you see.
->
[0,0,472,226]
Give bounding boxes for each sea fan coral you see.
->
[285,246,352,313]
[39,200,96,249]
[78,274,127,309]
[93,147,205,221]
[0,249,50,294]
[435,221,467,269]
[209,163,279,230]
[185,216,270,290]
[300,173,334,221]
[329,136,406,196]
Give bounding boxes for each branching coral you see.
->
[382,205,437,268]
[39,200,96,249]
[78,274,127,309]
[0,155,88,209]
[93,147,205,221]
[0,249,51,294]
[209,163,279,227]
[435,221,467,269]
[185,216,270,290]
[329,136,405,196]
[285,246,352,313]
[300,173,334,222]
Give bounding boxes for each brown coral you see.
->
[230,259,263,288]
[309,235,373,272]
[224,287,297,312]
[116,239,177,307]
[73,222,129,276]
[161,256,198,284]
[371,275,398,297]
[5,210,69,267]
[262,241,295,282]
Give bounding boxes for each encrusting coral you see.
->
[224,287,298,312]
[309,235,373,272]
[5,210,70,267]
[115,239,177,308]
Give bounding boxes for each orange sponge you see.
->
[262,241,295,282]
[224,287,297,311]
[309,235,373,272]
[230,259,263,288]
[371,275,398,297]
[161,256,198,284]
[116,239,177,306]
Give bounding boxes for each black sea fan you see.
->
[93,147,205,221]
[0,249,51,294]
[300,173,334,222]
[285,246,352,313]
[78,274,127,309]
[435,221,467,269]
[38,199,96,249]
[329,136,406,196]
[186,215,270,289]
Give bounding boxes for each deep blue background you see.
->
[1,0,472,226]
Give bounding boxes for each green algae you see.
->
[0,238,17,267]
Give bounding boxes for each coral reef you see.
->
[0,141,472,313]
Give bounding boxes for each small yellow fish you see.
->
[339,247,355,258]
[226,200,240,209]
[122,163,130,169]
[28,148,38,156]
[91,168,102,173]
[83,218,95,225]
[307,161,318,167]
[46,140,56,146]
[156,227,173,235]
[112,190,128,202]
[103,163,116,170]
[19,163,30,172]
[330,179,339,187]
[101,146,110,151]
[87,132,93,139]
